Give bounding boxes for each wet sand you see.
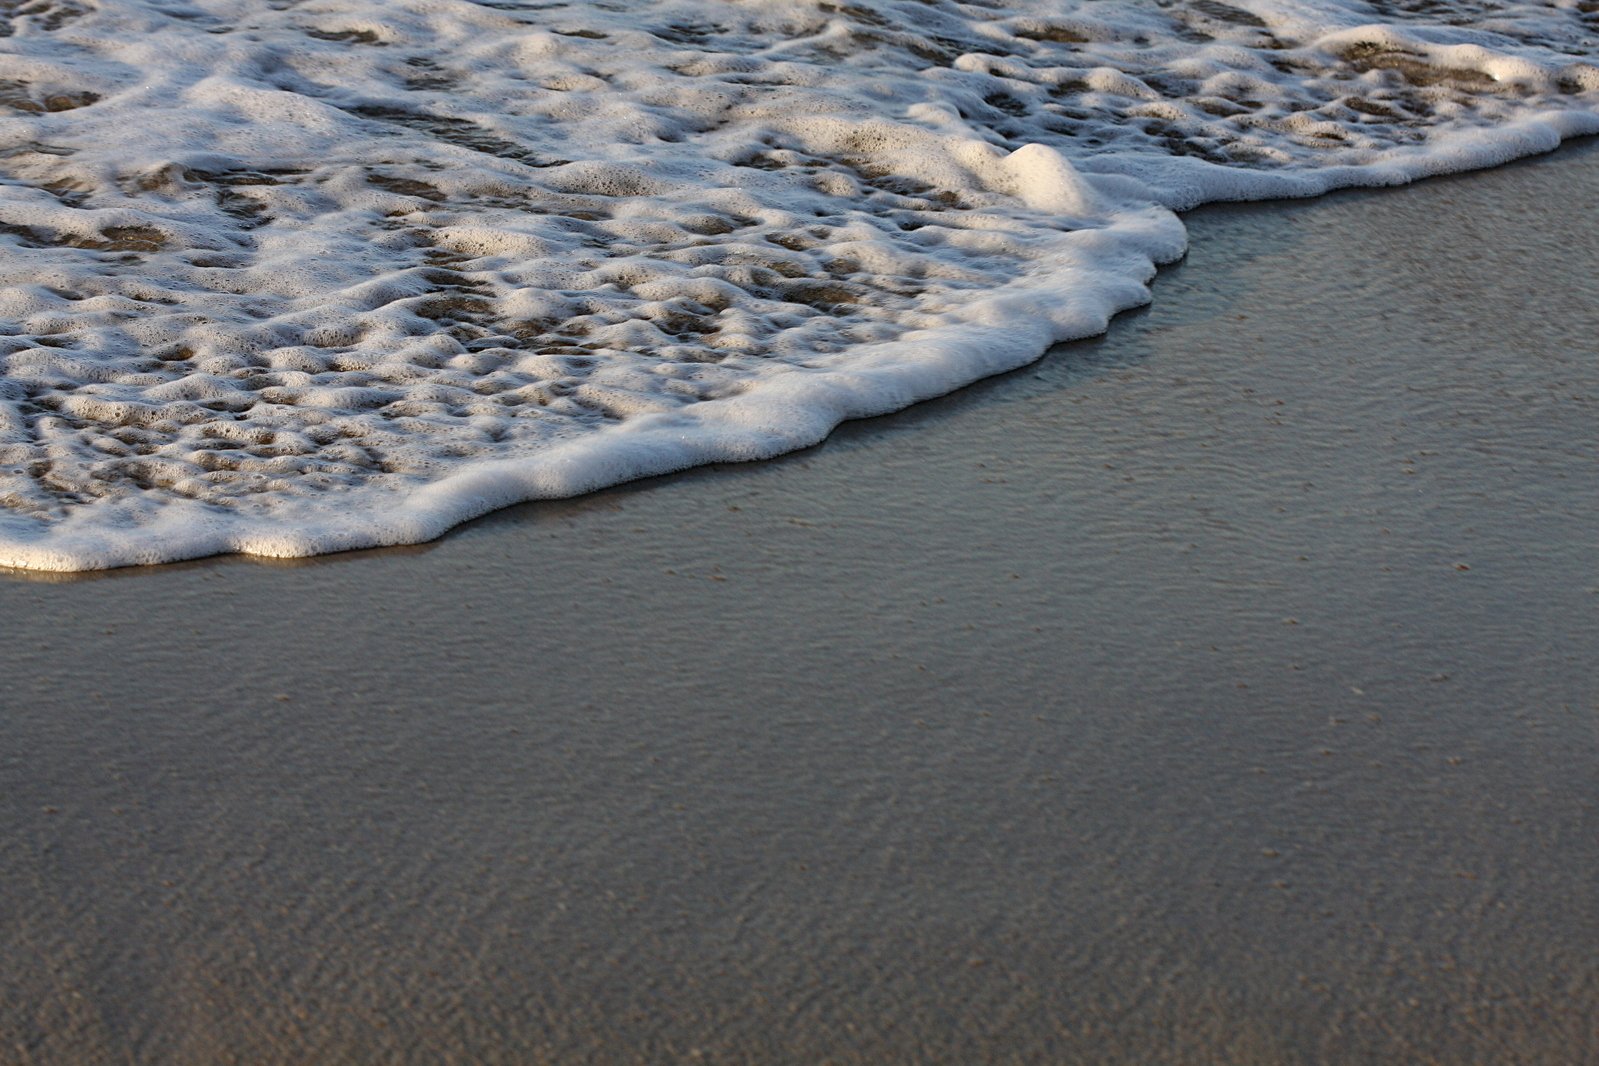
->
[2,140,1597,1064]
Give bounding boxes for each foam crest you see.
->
[1,0,1597,569]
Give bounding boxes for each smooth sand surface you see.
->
[2,141,1597,1064]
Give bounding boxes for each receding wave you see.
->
[1,0,1595,569]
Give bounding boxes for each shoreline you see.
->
[3,130,1597,574]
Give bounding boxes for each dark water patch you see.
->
[346,104,572,168]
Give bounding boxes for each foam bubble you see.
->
[1,0,1596,569]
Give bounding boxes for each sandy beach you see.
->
[2,138,1597,1063]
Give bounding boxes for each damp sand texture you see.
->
[3,138,1598,1063]
[2,0,1599,568]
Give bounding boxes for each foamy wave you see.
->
[1,0,1595,569]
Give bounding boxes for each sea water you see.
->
[0,0,1595,570]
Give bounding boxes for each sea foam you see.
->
[1,0,1595,569]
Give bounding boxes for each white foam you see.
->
[0,0,1595,569]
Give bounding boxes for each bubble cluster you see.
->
[1,0,1595,568]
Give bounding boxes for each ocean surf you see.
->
[1,0,1596,569]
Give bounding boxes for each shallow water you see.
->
[2,0,1599,567]
[2,139,1595,1063]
